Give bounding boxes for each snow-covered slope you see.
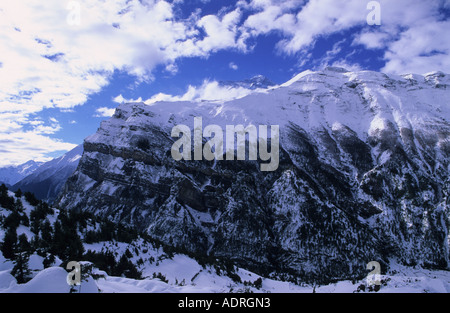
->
[2,257,450,293]
[0,161,43,186]
[12,145,83,203]
[56,67,450,283]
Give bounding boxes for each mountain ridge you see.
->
[218,75,276,90]
[12,145,83,203]
[56,68,450,283]
[0,161,44,186]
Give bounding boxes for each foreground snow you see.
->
[1,257,449,293]
[1,230,449,293]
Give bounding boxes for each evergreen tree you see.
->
[30,236,41,254]
[115,254,129,277]
[253,277,263,289]
[0,184,14,210]
[57,209,70,229]
[23,192,39,207]
[30,201,53,235]
[83,250,117,275]
[11,251,32,283]
[115,254,142,279]
[1,227,17,259]
[3,210,21,230]
[17,234,32,255]
[40,219,53,248]
[100,221,115,241]
[51,220,65,257]
[20,212,29,227]
[51,217,84,261]
[15,199,30,227]
[14,198,24,212]
[67,231,85,261]
[43,253,55,268]
[11,234,32,283]
[124,248,133,259]
[14,189,22,199]
[0,183,7,197]
[30,218,41,236]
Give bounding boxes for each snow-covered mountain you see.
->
[218,75,276,90]
[0,161,44,186]
[56,67,450,283]
[12,145,83,203]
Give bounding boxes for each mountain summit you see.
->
[56,68,450,283]
[219,75,276,90]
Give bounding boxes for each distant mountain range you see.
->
[0,160,44,186]
[0,145,83,203]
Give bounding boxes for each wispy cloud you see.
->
[0,129,76,166]
[229,62,239,70]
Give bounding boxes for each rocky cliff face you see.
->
[56,68,450,283]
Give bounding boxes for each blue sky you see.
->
[0,0,449,165]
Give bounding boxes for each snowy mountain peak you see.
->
[280,70,315,87]
[218,75,275,90]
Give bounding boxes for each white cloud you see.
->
[0,114,76,165]
[94,107,116,118]
[382,20,450,74]
[195,8,245,53]
[113,95,127,104]
[32,118,62,135]
[143,80,262,104]
[229,62,239,70]
[0,131,77,166]
[165,63,179,75]
[0,112,73,165]
[316,39,346,67]
[0,4,247,106]
[0,1,256,169]
[347,0,450,74]
[241,0,450,74]
[353,31,391,50]
[113,94,144,104]
[328,60,363,73]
